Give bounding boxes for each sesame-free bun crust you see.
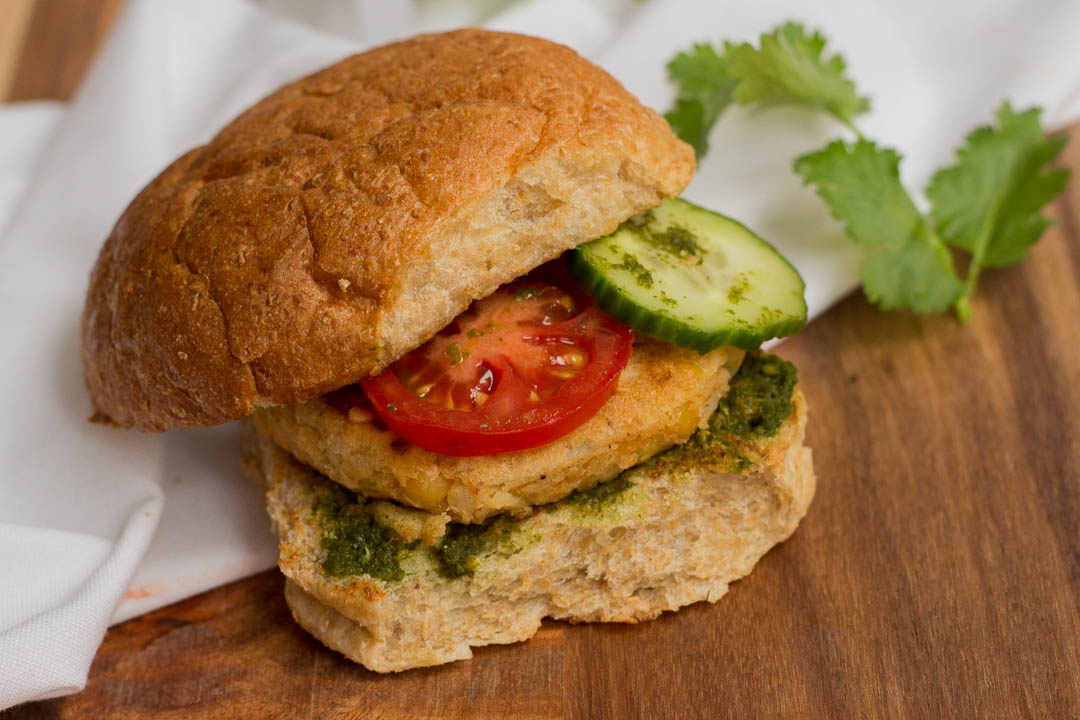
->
[82,29,695,431]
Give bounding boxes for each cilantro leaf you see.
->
[727,22,870,130]
[664,24,869,158]
[795,139,964,313]
[664,99,711,158]
[668,42,731,99]
[927,103,1069,319]
[929,104,1068,266]
[665,43,736,158]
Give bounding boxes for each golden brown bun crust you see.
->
[81,29,695,431]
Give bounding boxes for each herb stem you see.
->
[954,264,979,323]
[841,118,865,141]
[954,294,972,323]
[953,220,993,323]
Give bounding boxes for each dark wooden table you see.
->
[4,2,1079,717]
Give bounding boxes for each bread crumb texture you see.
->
[246,359,813,672]
[81,29,695,431]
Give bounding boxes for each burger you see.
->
[82,29,815,672]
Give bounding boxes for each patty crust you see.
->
[254,339,743,522]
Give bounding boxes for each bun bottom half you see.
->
[245,386,814,673]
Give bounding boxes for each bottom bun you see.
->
[246,360,815,673]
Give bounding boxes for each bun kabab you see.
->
[82,29,815,672]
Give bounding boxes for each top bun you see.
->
[81,29,695,431]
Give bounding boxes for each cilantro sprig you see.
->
[666,22,869,154]
[927,104,1070,319]
[727,23,869,132]
[795,140,964,314]
[665,43,735,157]
[665,23,1069,320]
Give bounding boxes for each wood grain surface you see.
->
[3,2,1079,718]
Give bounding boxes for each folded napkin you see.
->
[2,0,1078,707]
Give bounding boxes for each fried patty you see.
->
[253,338,743,522]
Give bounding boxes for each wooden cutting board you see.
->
[4,2,1079,717]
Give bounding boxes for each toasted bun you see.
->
[81,29,695,431]
[247,389,814,672]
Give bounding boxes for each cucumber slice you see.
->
[567,198,806,352]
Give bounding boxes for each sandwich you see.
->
[82,29,815,672]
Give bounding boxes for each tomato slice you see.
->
[354,265,634,456]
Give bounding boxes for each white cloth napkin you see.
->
[2,0,1078,708]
